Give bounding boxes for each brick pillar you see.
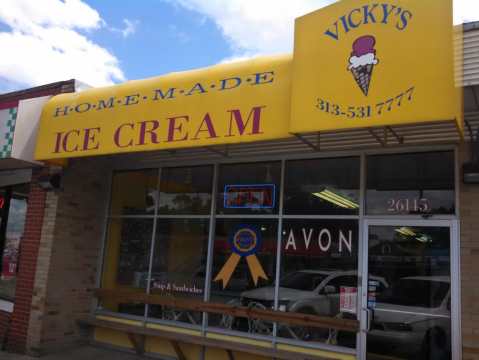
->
[5,168,48,353]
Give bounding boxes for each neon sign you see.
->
[224,184,275,209]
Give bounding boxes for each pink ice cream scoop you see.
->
[352,35,376,57]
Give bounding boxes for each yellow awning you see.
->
[35,55,293,161]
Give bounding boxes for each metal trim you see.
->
[272,159,286,342]
[144,168,162,322]
[202,163,219,334]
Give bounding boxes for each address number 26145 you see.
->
[388,198,430,213]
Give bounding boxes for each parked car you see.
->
[368,276,451,360]
[229,269,388,339]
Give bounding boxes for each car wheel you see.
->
[288,307,326,341]
[420,327,449,360]
[247,302,274,335]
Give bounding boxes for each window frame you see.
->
[96,146,459,352]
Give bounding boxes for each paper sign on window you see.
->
[340,286,357,314]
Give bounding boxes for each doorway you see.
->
[359,220,460,360]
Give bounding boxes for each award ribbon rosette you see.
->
[214,225,268,289]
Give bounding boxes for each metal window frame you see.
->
[95,144,460,358]
[359,218,461,360]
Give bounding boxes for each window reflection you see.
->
[0,183,29,301]
[276,219,359,347]
[284,157,360,215]
[367,226,451,360]
[366,152,455,215]
[158,166,213,215]
[100,218,153,316]
[209,219,277,335]
[109,170,158,215]
[148,219,209,325]
[217,162,281,215]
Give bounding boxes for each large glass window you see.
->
[217,162,281,215]
[366,152,455,215]
[284,157,360,215]
[148,219,209,325]
[99,151,457,353]
[158,166,213,215]
[366,226,451,360]
[109,169,158,216]
[276,219,359,347]
[208,219,278,334]
[100,218,153,316]
[0,183,29,302]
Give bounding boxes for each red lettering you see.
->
[138,120,160,145]
[226,106,265,137]
[62,130,80,153]
[192,113,218,140]
[167,115,189,142]
[53,132,63,153]
[114,123,135,148]
[83,127,101,151]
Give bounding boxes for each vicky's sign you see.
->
[290,0,460,134]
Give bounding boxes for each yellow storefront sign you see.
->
[290,0,459,134]
[35,55,292,160]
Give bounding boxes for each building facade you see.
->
[1,2,479,360]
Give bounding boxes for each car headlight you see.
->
[383,322,413,332]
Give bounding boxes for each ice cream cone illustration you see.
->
[348,35,379,96]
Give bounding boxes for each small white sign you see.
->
[340,286,357,314]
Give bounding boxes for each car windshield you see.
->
[279,272,327,291]
[377,279,449,308]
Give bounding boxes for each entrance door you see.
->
[359,220,459,360]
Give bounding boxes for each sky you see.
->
[0,0,478,93]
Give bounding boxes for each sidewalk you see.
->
[0,346,145,360]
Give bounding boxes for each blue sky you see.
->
[85,0,231,80]
[0,0,478,92]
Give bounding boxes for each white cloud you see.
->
[0,0,125,89]
[110,18,139,38]
[167,0,479,60]
[454,0,479,24]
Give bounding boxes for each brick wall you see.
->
[460,143,479,360]
[5,168,48,353]
[25,157,111,354]
[0,310,11,348]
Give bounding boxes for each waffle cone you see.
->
[350,63,374,96]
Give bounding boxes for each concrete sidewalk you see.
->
[0,346,145,360]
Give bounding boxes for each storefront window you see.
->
[209,219,277,334]
[284,157,360,215]
[366,152,455,215]
[367,226,451,360]
[100,218,153,316]
[148,219,209,325]
[277,219,359,347]
[109,169,158,216]
[158,166,213,215]
[0,183,29,302]
[217,162,281,215]
[99,151,457,354]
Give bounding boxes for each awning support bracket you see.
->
[386,126,404,144]
[368,128,385,147]
[369,127,403,147]
[294,133,320,151]
[465,119,475,141]
[205,146,229,158]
